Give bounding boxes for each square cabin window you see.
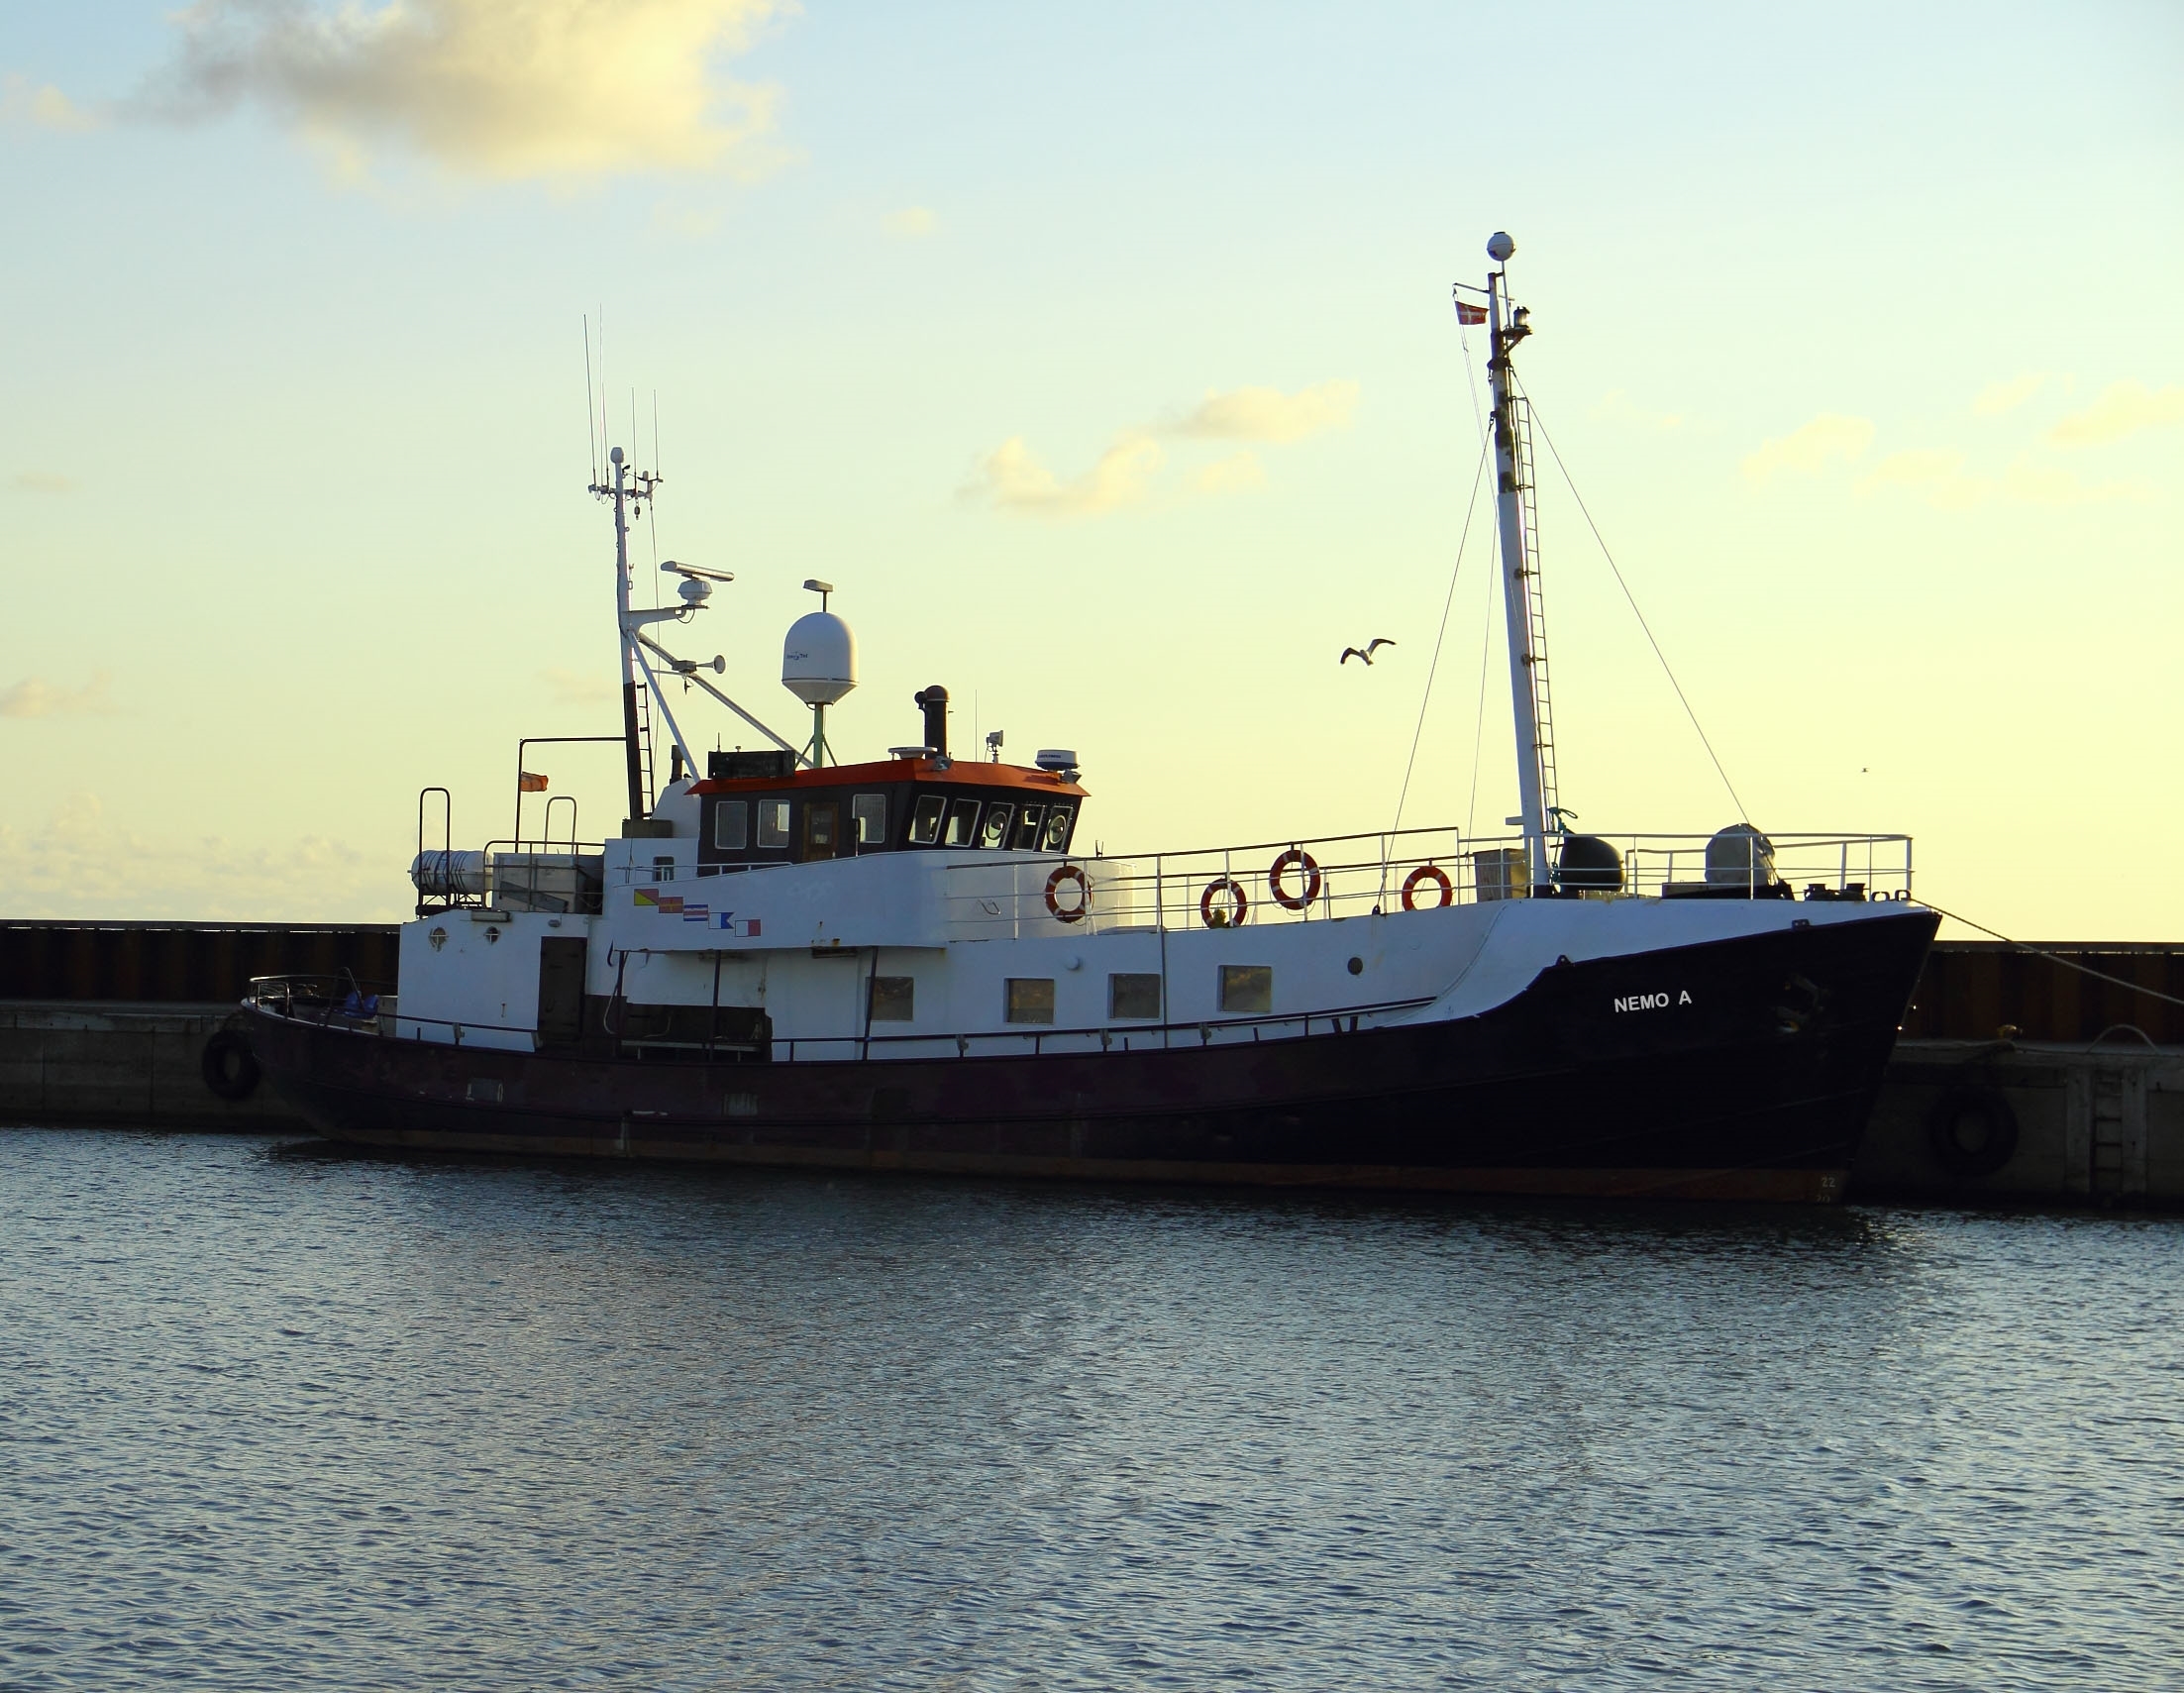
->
[1004,978,1056,1024]
[1041,806,1075,853]
[908,793,945,845]
[713,799,749,852]
[979,803,1014,849]
[943,798,981,848]
[757,799,791,849]
[1012,803,1046,849]
[1109,973,1162,1020]
[1219,965,1273,1014]
[870,976,914,1022]
[852,794,887,847]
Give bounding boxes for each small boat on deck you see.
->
[246,233,1936,1201]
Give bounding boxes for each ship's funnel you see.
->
[914,685,949,758]
[782,611,857,706]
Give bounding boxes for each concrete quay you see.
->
[0,1001,300,1129]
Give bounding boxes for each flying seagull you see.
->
[1340,639,1397,666]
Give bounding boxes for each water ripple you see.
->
[0,1128,2178,1690]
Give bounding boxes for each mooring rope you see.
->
[1916,900,2184,1011]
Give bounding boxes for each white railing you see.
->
[942,828,1914,937]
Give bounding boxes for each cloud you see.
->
[2047,380,2184,448]
[133,0,792,184]
[884,205,936,238]
[1740,413,1873,482]
[0,792,398,921]
[1165,380,1358,443]
[0,672,115,719]
[1997,458,2153,507]
[1857,450,2151,510]
[542,666,613,706]
[1191,450,1265,496]
[964,378,1356,519]
[964,434,1162,517]
[10,471,75,493]
[1972,373,2047,417]
[1,73,101,131]
[1591,388,1685,433]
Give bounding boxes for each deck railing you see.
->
[941,828,1914,938]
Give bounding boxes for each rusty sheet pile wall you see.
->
[1902,942,2184,1045]
[0,921,399,1005]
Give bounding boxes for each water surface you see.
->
[2,1128,2178,1690]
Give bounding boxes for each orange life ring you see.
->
[1269,848,1322,911]
[1199,877,1248,929]
[1044,864,1091,923]
[1402,864,1454,910]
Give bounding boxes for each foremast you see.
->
[1483,231,1558,894]
[601,447,655,821]
[591,447,807,826]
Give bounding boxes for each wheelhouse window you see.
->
[1109,973,1161,1020]
[979,803,1014,849]
[713,800,748,852]
[870,976,914,1022]
[1040,806,1075,853]
[908,794,945,845]
[1012,804,1045,850]
[1004,978,1055,1024]
[757,799,791,849]
[943,798,981,848]
[1219,965,1273,1014]
[852,794,887,848]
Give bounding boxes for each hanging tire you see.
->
[1927,1087,2018,1179]
[201,1029,261,1102]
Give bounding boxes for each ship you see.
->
[246,233,1938,1202]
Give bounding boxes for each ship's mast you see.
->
[593,445,702,822]
[607,448,646,822]
[1484,232,1557,892]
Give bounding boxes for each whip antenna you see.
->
[582,316,598,484]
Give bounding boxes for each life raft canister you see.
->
[1199,877,1248,929]
[1044,864,1092,923]
[1269,848,1322,911]
[1402,864,1454,910]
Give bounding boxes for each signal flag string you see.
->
[1392,437,1492,837]
[1391,307,1498,840]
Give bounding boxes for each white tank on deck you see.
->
[782,611,857,705]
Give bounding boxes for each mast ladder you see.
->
[1511,396,1560,824]
[633,669,657,811]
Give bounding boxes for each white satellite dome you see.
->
[782,610,857,706]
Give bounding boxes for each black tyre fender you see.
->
[1927,1086,2019,1179]
[201,1028,261,1102]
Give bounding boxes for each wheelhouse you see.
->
[692,750,1087,873]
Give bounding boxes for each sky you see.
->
[1,0,2178,938]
